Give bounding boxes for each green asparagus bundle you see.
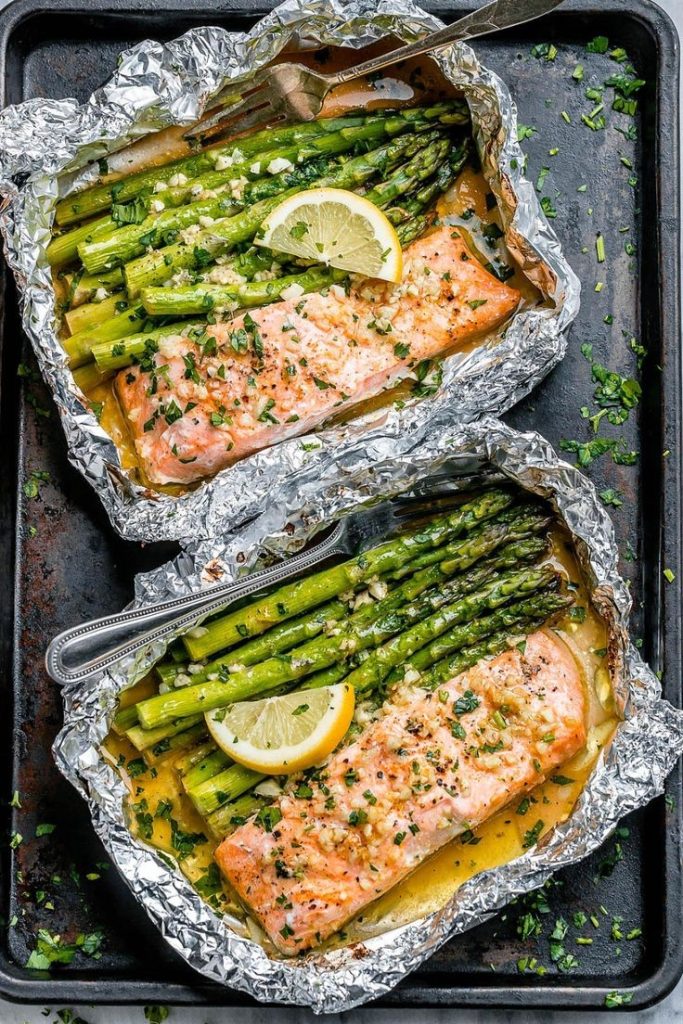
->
[65,248,283,369]
[55,103,468,227]
[153,502,549,687]
[179,487,514,662]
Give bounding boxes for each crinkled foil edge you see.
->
[53,415,683,1013]
[0,0,579,543]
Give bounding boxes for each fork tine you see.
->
[184,81,277,144]
[185,77,268,141]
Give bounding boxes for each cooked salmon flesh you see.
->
[215,629,585,954]
[116,227,519,485]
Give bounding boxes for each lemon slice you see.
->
[205,683,355,775]
[256,187,403,283]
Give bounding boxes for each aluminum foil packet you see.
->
[53,415,683,1013]
[0,0,579,544]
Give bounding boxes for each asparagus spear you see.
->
[362,137,450,209]
[55,104,468,226]
[144,722,208,764]
[190,763,263,816]
[155,661,187,688]
[123,131,445,298]
[179,487,514,661]
[90,321,194,373]
[391,502,550,579]
[385,138,471,224]
[140,265,346,317]
[394,215,431,247]
[73,362,114,394]
[137,552,545,732]
[186,595,352,678]
[64,305,150,368]
[173,739,217,776]
[48,214,117,267]
[206,792,267,840]
[112,705,139,735]
[62,267,124,309]
[384,590,573,687]
[65,293,124,335]
[183,749,231,791]
[420,628,543,691]
[125,713,204,752]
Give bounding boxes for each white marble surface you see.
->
[1,0,681,1021]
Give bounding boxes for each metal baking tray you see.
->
[0,0,680,1010]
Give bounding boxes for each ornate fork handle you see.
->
[331,0,564,85]
[45,523,345,686]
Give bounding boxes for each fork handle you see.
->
[331,0,564,85]
[45,525,345,687]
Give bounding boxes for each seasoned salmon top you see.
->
[116,227,519,485]
[215,629,585,955]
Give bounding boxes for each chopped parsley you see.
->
[522,819,544,849]
[453,689,480,716]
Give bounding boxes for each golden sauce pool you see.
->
[105,524,616,950]
[54,51,542,493]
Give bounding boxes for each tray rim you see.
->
[0,0,680,1010]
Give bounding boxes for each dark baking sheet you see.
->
[0,0,680,1010]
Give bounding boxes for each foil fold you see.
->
[53,415,683,1012]
[0,0,579,543]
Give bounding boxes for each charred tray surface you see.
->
[0,0,680,1010]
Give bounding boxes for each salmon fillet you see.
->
[215,629,585,954]
[115,227,519,485]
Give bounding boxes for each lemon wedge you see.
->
[205,683,355,775]
[256,187,403,283]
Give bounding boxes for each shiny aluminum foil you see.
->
[0,0,579,543]
[53,415,683,1012]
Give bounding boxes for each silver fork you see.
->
[185,0,564,144]
[45,493,462,687]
